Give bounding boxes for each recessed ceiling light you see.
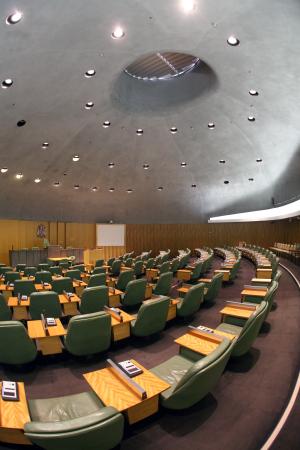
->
[143,163,149,170]
[85,69,96,78]
[249,89,259,96]
[103,120,111,128]
[219,159,226,164]
[181,162,187,167]
[91,186,98,192]
[42,142,49,149]
[34,178,41,183]
[111,27,125,39]
[108,162,115,168]
[136,128,143,135]
[127,189,133,193]
[17,120,26,127]
[170,127,177,134]
[73,184,80,189]
[248,178,254,182]
[227,35,240,46]
[15,173,23,179]
[53,181,61,187]
[85,102,94,109]
[1,79,13,89]
[72,155,80,162]
[6,11,23,25]
[248,116,255,122]
[256,158,263,163]
[224,180,229,184]
[191,184,197,188]
[1,167,8,173]
[181,0,196,14]
[208,122,215,129]
[157,186,163,191]
[109,188,115,192]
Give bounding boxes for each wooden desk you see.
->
[108,288,123,307]
[175,329,224,355]
[214,269,230,281]
[220,304,256,322]
[35,283,52,291]
[7,297,30,320]
[0,382,31,445]
[0,284,14,302]
[256,268,272,278]
[176,269,191,281]
[199,278,212,283]
[28,319,66,355]
[251,277,272,286]
[241,288,267,301]
[48,257,73,263]
[58,293,80,315]
[145,284,153,299]
[167,299,180,321]
[177,286,190,296]
[72,280,87,296]
[105,308,135,341]
[84,360,170,424]
[146,268,158,281]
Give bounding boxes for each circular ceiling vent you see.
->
[124,51,200,81]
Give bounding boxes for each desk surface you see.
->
[175,330,224,355]
[220,305,255,319]
[108,309,135,326]
[84,359,170,412]
[0,382,30,430]
[48,257,73,262]
[58,293,80,304]
[28,319,66,338]
[241,288,267,297]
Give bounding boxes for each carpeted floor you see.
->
[0,256,299,450]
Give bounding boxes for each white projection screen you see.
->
[96,224,125,246]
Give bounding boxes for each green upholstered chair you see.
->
[51,277,73,294]
[150,337,232,409]
[133,260,144,277]
[170,258,180,274]
[131,296,170,337]
[145,258,155,270]
[188,262,203,282]
[64,312,111,356]
[0,294,12,320]
[16,263,26,272]
[158,261,171,275]
[87,273,106,287]
[80,286,109,314]
[95,259,104,267]
[178,254,189,269]
[93,267,107,275]
[153,272,173,296]
[71,264,85,273]
[24,391,124,450]
[121,279,147,308]
[215,301,268,357]
[107,257,115,267]
[4,271,21,284]
[29,291,62,320]
[65,269,81,281]
[115,269,134,291]
[35,271,52,284]
[203,273,223,302]
[38,263,50,271]
[24,266,38,277]
[124,257,133,267]
[229,260,240,282]
[0,321,37,364]
[0,266,13,275]
[273,270,282,282]
[108,259,122,277]
[14,279,37,297]
[59,261,70,270]
[49,266,62,276]
[176,283,205,318]
[244,281,278,317]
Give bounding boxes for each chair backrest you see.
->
[49,266,62,276]
[107,257,115,267]
[264,280,279,316]
[80,286,109,314]
[116,270,134,291]
[132,297,170,337]
[145,258,155,269]
[204,273,223,301]
[110,260,122,276]
[4,271,21,284]
[0,321,37,364]
[122,279,147,307]
[16,263,26,272]
[65,269,81,281]
[24,266,37,277]
[35,271,52,284]
[95,259,104,267]
[71,264,85,272]
[273,270,282,282]
[14,279,37,297]
[29,291,62,320]
[0,266,13,275]
[0,294,11,320]
[159,261,171,275]
[51,277,73,294]
[190,262,203,281]
[87,273,106,287]
[93,267,107,275]
[177,283,204,317]
[38,263,50,271]
[125,258,133,267]
[64,312,111,356]
[154,272,173,296]
[134,260,144,277]
[170,258,180,273]
[164,338,232,409]
[59,261,70,270]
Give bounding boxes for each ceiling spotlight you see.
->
[103,120,111,128]
[85,101,94,109]
[157,186,164,191]
[111,27,125,39]
[256,158,263,163]
[127,189,133,193]
[208,122,215,129]
[34,178,41,183]
[85,69,96,78]
[181,0,196,14]
[1,79,13,89]
[181,162,187,167]
[136,128,143,135]
[108,162,115,168]
[248,116,255,122]
[73,184,80,189]
[143,163,150,170]
[72,155,80,162]
[91,186,98,192]
[6,11,23,25]
[248,178,254,182]
[249,89,259,96]
[1,168,8,173]
[42,142,49,149]
[227,35,240,46]
[170,127,178,134]
[219,159,226,164]
[191,184,197,188]
[109,188,115,192]
[53,181,61,187]
[17,120,26,127]
[224,180,229,184]
[15,173,23,179]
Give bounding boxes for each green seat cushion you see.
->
[28,391,104,423]
[150,355,193,387]
[215,322,243,336]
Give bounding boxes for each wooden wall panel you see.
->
[66,223,96,249]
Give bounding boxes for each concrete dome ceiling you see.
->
[0,0,300,223]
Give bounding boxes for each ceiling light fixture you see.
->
[103,120,111,128]
[15,173,23,179]
[108,162,115,168]
[191,184,197,188]
[256,158,263,163]
[227,35,240,46]
[109,188,115,192]
[34,178,41,183]
[181,162,187,167]
[248,116,255,122]
[136,128,143,135]
[91,186,98,192]
[143,163,149,170]
[17,120,26,127]
[208,122,215,129]
[249,89,259,96]
[72,155,80,162]
[181,0,196,14]
[170,127,178,134]
[224,180,229,184]
[85,69,96,78]
[127,189,133,193]
[6,11,22,25]
[53,181,61,187]
[1,167,8,173]
[73,184,80,189]
[219,159,226,164]
[42,142,49,149]
[1,79,13,89]
[111,27,125,39]
[248,178,254,182]
[157,186,163,191]
[85,102,94,109]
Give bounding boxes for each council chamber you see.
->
[0,1,300,450]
